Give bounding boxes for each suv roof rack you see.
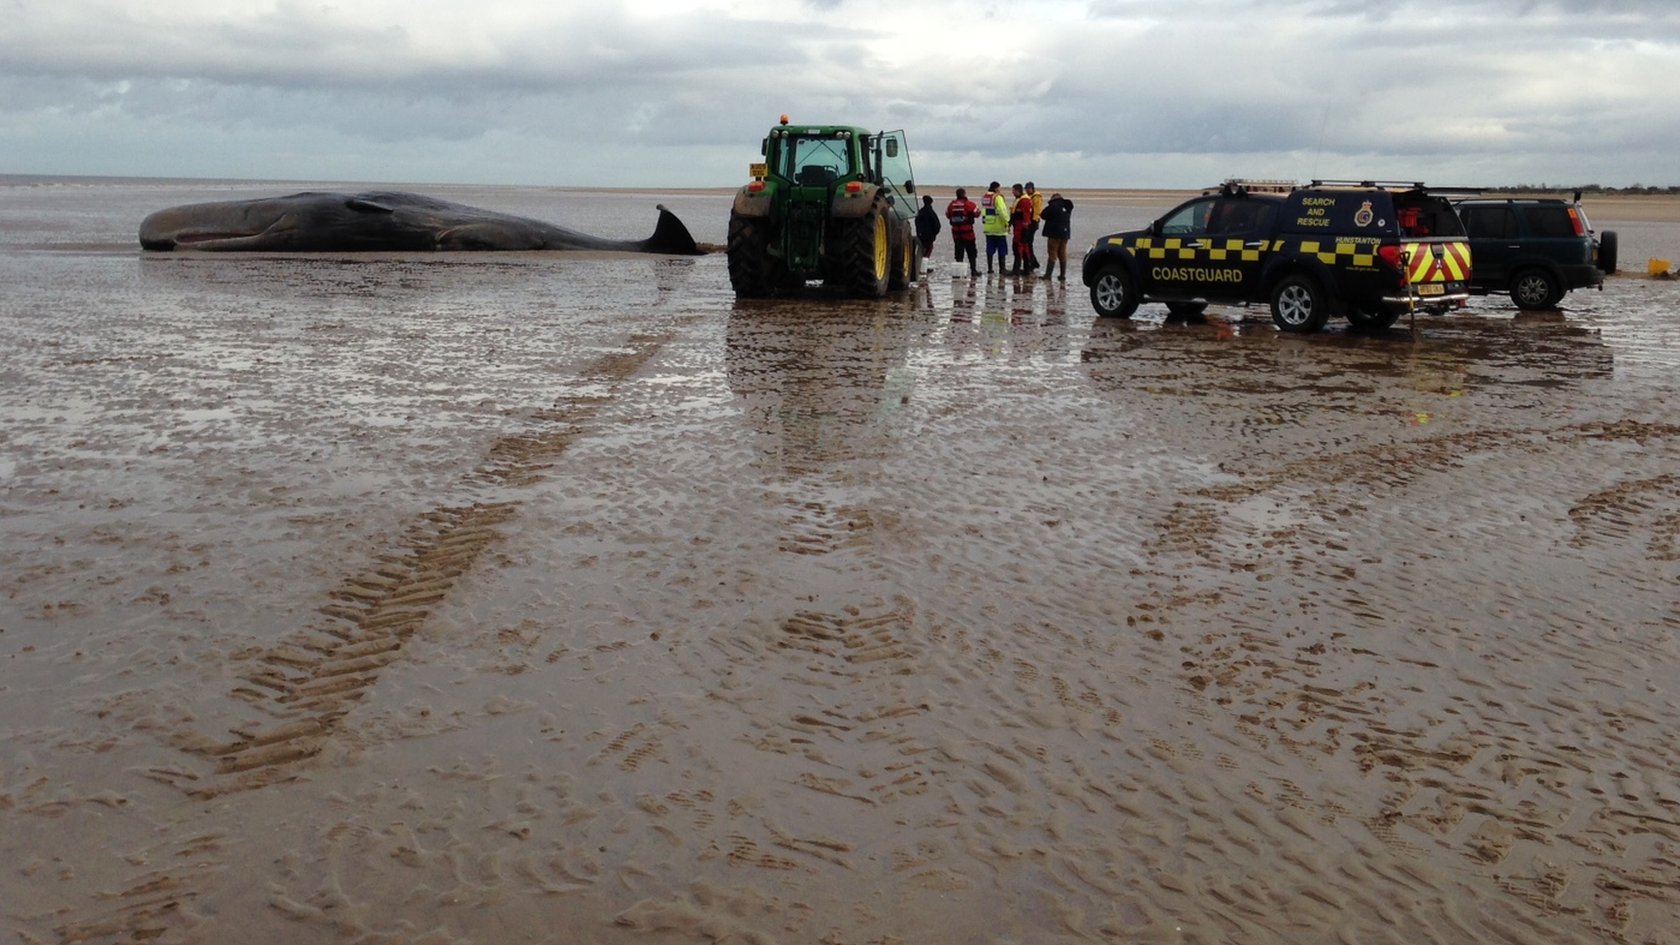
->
[1429,186,1488,198]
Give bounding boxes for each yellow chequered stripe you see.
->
[1293,240,1378,267]
[1109,236,1269,262]
[1100,234,1470,280]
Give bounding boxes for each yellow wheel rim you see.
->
[872,215,888,280]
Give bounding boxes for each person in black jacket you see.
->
[1038,192,1074,282]
[915,195,942,269]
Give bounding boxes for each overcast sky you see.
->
[3,0,1676,189]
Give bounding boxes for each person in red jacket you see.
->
[945,188,980,277]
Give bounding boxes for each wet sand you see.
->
[3,182,1680,944]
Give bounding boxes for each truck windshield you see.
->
[786,136,852,187]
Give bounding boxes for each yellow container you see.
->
[1651,257,1673,277]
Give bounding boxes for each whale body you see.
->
[139,191,702,254]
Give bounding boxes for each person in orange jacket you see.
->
[1010,183,1036,275]
[1025,182,1045,272]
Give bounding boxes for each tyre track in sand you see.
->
[158,332,677,800]
[1134,414,1680,942]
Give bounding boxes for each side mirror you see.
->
[885,139,900,159]
[905,180,915,194]
[760,139,767,157]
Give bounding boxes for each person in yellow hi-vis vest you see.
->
[981,181,1010,274]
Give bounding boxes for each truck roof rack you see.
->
[1213,178,1297,196]
[1306,179,1430,191]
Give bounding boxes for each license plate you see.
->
[749,162,768,179]
[1417,283,1445,296]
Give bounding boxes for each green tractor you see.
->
[728,117,921,298]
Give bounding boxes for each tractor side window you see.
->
[878,131,914,193]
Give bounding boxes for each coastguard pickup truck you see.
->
[1081,180,1473,332]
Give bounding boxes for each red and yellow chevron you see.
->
[1402,240,1472,284]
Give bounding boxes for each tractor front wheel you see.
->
[836,201,891,298]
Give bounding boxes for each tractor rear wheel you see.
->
[889,224,916,290]
[835,199,891,298]
[727,213,787,297]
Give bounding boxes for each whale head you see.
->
[139,193,398,251]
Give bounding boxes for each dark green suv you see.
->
[1451,195,1618,310]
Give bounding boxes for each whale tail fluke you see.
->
[640,204,703,256]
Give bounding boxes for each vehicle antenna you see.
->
[1311,102,1333,180]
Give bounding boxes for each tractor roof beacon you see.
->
[728,116,921,298]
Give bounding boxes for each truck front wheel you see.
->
[1089,263,1139,319]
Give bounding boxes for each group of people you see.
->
[915,182,1074,281]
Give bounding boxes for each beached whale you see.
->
[139,191,702,254]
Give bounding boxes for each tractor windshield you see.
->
[785,135,853,187]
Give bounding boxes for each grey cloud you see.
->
[0,6,804,92]
[2,0,1675,187]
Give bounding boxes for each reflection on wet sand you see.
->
[725,298,920,473]
[1081,307,1615,402]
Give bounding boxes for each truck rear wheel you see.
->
[1270,274,1329,332]
[836,200,891,298]
[1346,308,1400,331]
[727,213,787,297]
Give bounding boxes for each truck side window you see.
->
[1211,198,1271,234]
[1161,198,1216,236]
